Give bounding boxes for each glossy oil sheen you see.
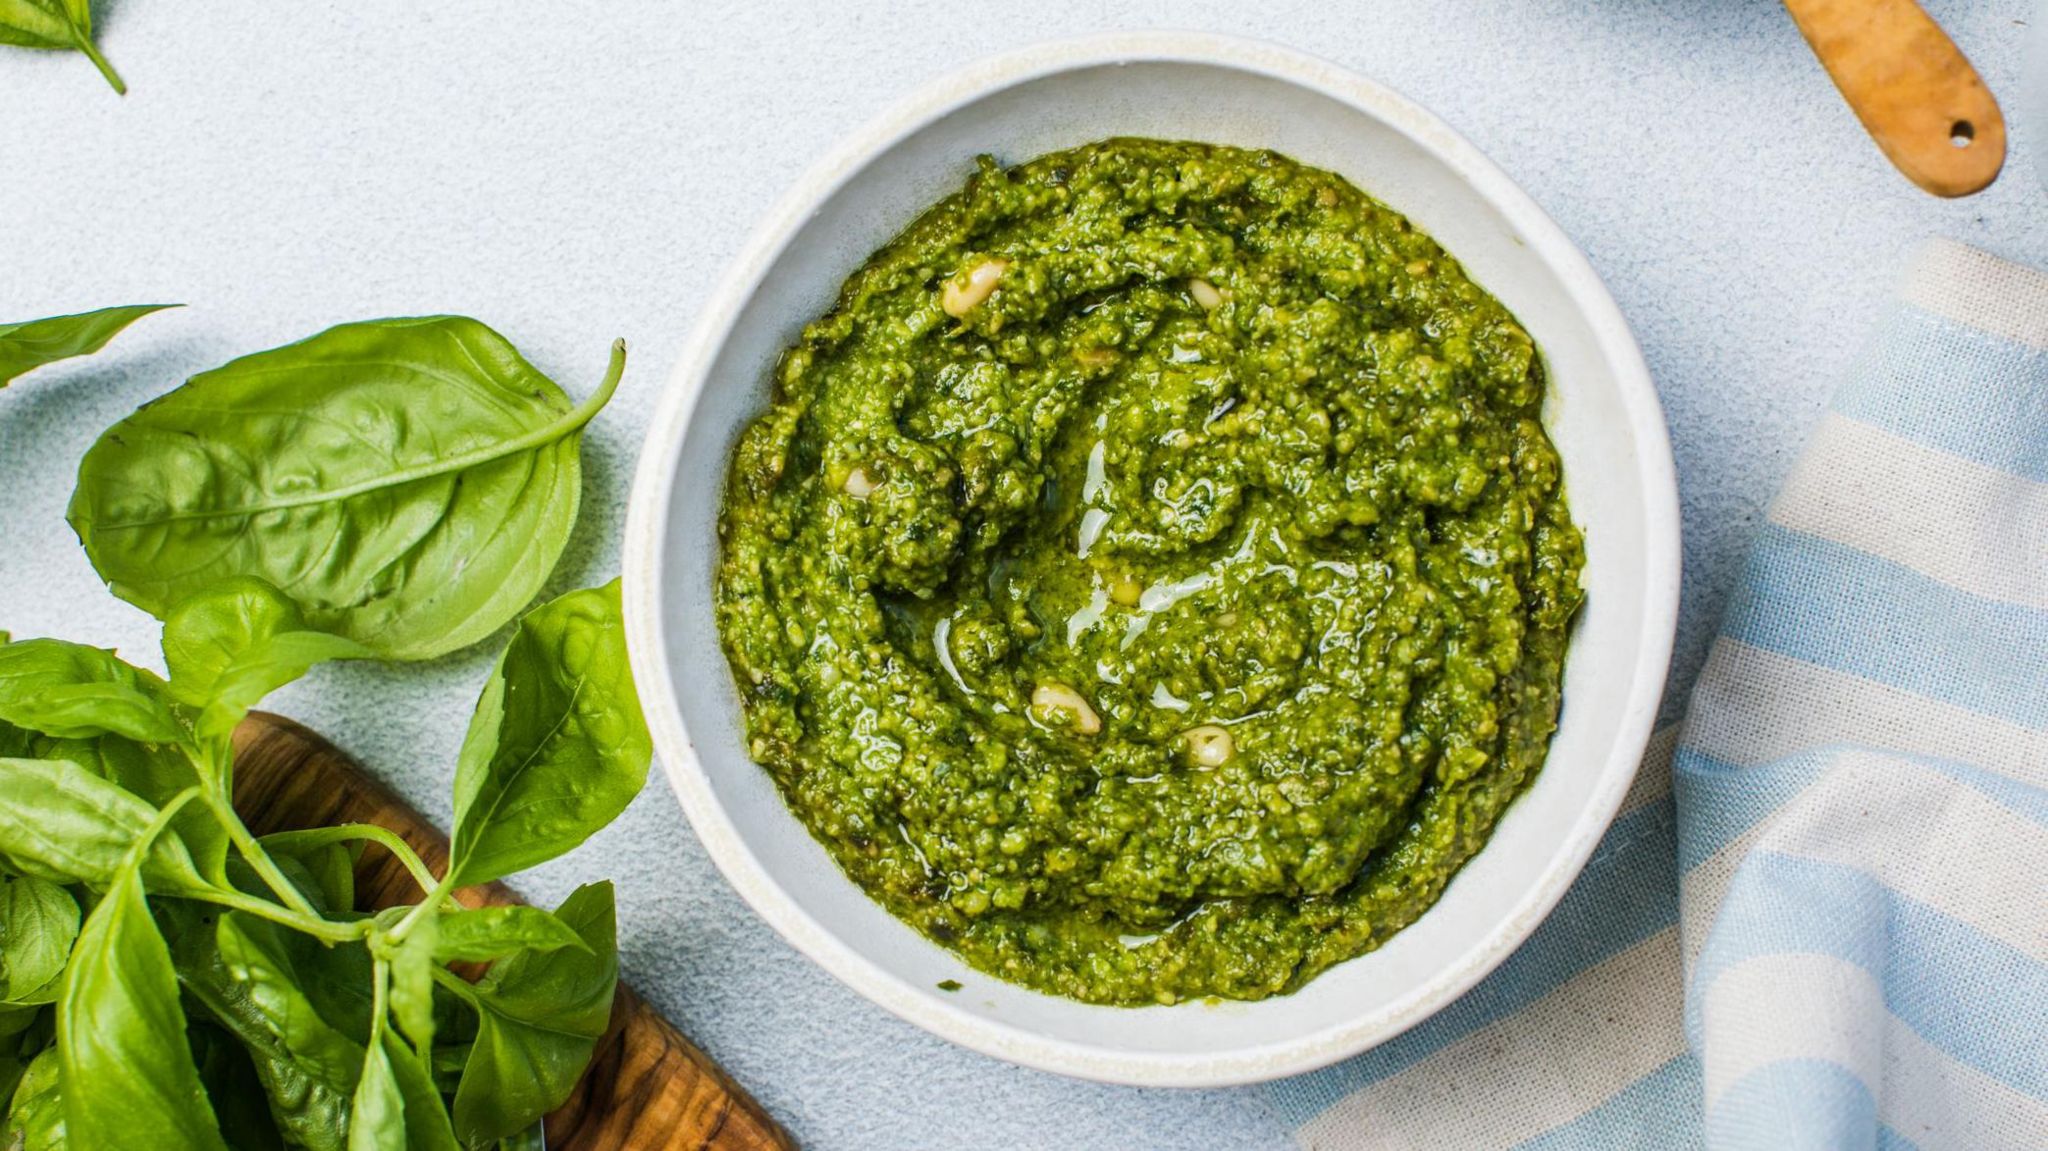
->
[713,138,1584,1005]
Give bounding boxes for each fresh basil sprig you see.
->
[0,305,173,384]
[2,309,650,1147]
[0,578,648,1148]
[0,0,125,94]
[70,318,627,661]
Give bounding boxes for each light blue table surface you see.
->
[4,3,2045,1147]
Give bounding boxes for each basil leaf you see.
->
[260,836,357,916]
[447,582,650,887]
[381,1028,461,1151]
[29,734,225,881]
[0,305,170,385]
[0,717,33,759]
[58,845,226,1149]
[0,1054,22,1131]
[222,852,339,920]
[0,0,67,47]
[70,318,626,661]
[33,733,187,805]
[0,1002,50,1114]
[0,0,125,93]
[349,952,460,1151]
[161,579,369,744]
[376,913,437,1058]
[2,1045,64,1150]
[215,913,367,1098]
[450,882,617,1145]
[0,875,78,1004]
[3,993,54,1040]
[0,1002,39,1039]
[0,758,204,892]
[432,905,589,964]
[187,1021,287,1151]
[428,1039,469,1095]
[0,638,183,743]
[169,910,360,1151]
[344,1017,403,1151]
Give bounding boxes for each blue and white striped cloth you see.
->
[1270,239,2048,1149]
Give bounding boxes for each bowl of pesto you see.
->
[624,32,1679,1085]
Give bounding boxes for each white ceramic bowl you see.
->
[623,32,1680,1087]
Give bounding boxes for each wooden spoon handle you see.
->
[1783,0,2005,197]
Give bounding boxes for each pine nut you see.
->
[1031,681,1101,734]
[942,259,1009,317]
[1181,724,1234,767]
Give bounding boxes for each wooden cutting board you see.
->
[230,712,795,1151]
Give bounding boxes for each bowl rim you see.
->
[622,29,1681,1088]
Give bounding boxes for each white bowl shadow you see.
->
[623,31,1680,1088]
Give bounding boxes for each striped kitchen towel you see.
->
[1269,238,2048,1150]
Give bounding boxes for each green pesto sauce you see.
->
[715,139,1584,1006]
